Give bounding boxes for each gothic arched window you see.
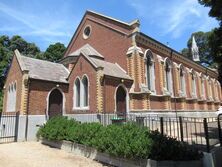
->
[82,76,89,107]
[74,78,81,108]
[164,58,173,95]
[179,64,186,97]
[191,70,197,98]
[145,50,155,93]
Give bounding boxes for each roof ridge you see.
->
[19,53,64,66]
[86,10,139,27]
[69,43,104,58]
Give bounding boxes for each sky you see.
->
[0,0,219,52]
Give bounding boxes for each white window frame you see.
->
[191,71,197,98]
[201,78,206,100]
[164,58,173,96]
[6,81,17,112]
[73,77,81,109]
[208,79,213,100]
[73,75,90,110]
[144,49,156,94]
[81,75,89,109]
[179,64,186,97]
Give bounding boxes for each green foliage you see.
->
[37,116,79,141]
[0,35,66,93]
[37,42,66,62]
[8,35,40,57]
[148,131,202,161]
[91,123,152,160]
[198,0,222,23]
[37,116,202,161]
[198,0,222,83]
[181,31,215,67]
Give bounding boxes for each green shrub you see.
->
[149,131,203,161]
[37,116,202,161]
[91,123,152,160]
[37,116,79,141]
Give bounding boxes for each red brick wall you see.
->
[64,14,132,71]
[67,55,97,113]
[3,55,23,113]
[28,80,68,115]
[104,77,132,113]
[150,96,165,110]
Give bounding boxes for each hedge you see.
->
[37,116,202,161]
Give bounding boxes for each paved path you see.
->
[0,142,108,167]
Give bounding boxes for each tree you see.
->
[0,35,41,111]
[0,35,66,111]
[38,42,66,62]
[198,0,222,82]
[9,35,40,57]
[181,31,215,67]
[198,0,222,23]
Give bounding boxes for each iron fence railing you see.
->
[0,112,19,143]
[73,112,222,152]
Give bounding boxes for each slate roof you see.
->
[15,50,69,83]
[89,57,132,80]
[68,44,104,59]
[66,44,132,80]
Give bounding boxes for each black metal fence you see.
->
[85,112,222,152]
[0,112,19,143]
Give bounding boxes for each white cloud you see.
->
[127,0,218,38]
[0,2,78,48]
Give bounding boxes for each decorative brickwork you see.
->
[96,69,104,112]
[20,72,29,115]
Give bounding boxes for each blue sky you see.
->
[0,0,219,52]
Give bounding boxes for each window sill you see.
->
[73,107,89,111]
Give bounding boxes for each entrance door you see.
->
[116,86,127,116]
[48,89,63,119]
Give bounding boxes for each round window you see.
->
[83,25,91,39]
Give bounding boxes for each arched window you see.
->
[191,70,197,98]
[201,75,206,100]
[145,50,155,93]
[6,84,10,112]
[6,82,17,112]
[74,78,81,108]
[208,78,213,100]
[164,58,173,95]
[217,81,221,101]
[179,64,186,97]
[12,82,16,111]
[82,76,89,107]
[211,79,215,100]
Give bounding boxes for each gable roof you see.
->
[69,47,132,80]
[63,10,139,57]
[15,50,69,83]
[90,57,132,80]
[87,10,140,27]
[68,43,104,59]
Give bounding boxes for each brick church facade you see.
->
[3,11,222,119]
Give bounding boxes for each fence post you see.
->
[203,118,210,153]
[14,112,20,142]
[160,117,164,135]
[179,117,184,142]
[217,114,222,147]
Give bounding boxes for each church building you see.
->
[3,10,222,122]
